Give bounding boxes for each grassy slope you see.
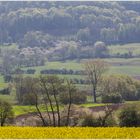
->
[0,44,17,49]
[0,75,15,103]
[13,104,65,116]
[22,58,140,76]
[0,89,16,104]
[2,58,140,114]
[108,43,140,55]
[1,43,140,116]
[12,100,140,117]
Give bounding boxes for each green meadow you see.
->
[23,58,140,76]
[1,43,140,116]
[109,43,140,55]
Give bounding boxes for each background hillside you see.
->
[0,1,140,47]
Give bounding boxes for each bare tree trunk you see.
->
[92,85,97,103]
[0,114,6,126]
[84,59,109,103]
[40,88,52,126]
[52,83,60,126]
[66,81,72,126]
[30,82,48,126]
[34,93,47,126]
[42,83,56,127]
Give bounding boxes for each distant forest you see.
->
[0,1,140,46]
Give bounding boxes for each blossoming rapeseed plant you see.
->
[0,127,139,139]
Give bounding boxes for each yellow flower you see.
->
[0,127,140,139]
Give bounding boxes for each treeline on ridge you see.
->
[0,1,140,47]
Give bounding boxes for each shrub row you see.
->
[14,69,36,74]
[101,93,123,103]
[81,105,140,127]
[13,68,85,75]
[40,69,85,75]
[69,79,90,85]
[59,91,87,104]
[0,88,10,95]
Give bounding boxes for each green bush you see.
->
[59,91,87,104]
[102,115,117,127]
[22,93,37,105]
[4,75,13,82]
[81,114,100,127]
[101,75,138,101]
[119,106,140,127]
[102,93,123,103]
[0,88,10,95]
[81,114,116,127]
[0,99,14,126]
[26,69,36,74]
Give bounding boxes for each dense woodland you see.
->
[0,1,140,46]
[0,2,140,61]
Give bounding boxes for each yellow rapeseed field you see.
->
[0,127,140,139]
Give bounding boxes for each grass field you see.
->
[0,43,17,49]
[0,75,7,88]
[13,105,46,116]
[0,127,139,138]
[1,43,140,76]
[108,43,140,55]
[22,58,140,77]
[0,43,140,117]
[81,103,110,107]
[11,100,140,117]
[23,60,82,73]
[109,65,140,76]
[13,104,65,116]
[0,86,16,104]
[12,103,107,116]
[1,58,140,112]
[0,94,15,104]
[12,102,108,116]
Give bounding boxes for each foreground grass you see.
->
[0,127,139,138]
[13,105,39,116]
[12,101,140,117]
[13,103,105,116]
[81,103,109,107]
[13,105,64,116]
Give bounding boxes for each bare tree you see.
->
[84,59,109,103]
[45,75,62,126]
[39,76,56,127]
[15,75,75,127]
[39,75,73,127]
[34,92,48,126]
[65,80,74,126]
